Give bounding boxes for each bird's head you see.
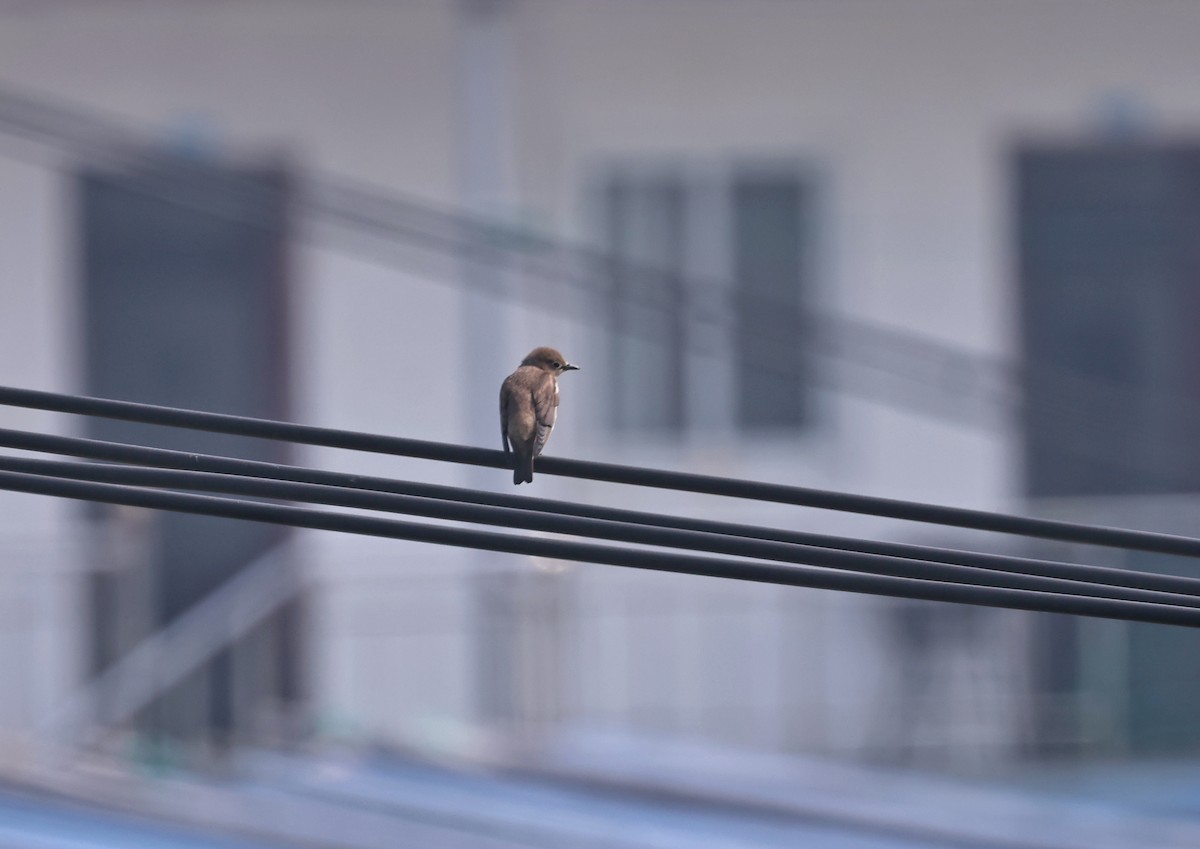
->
[521,346,579,375]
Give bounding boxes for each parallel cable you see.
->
[4,384,1200,558]
[4,426,1200,601]
[3,467,1200,629]
[4,453,1197,612]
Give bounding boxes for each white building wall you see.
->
[0,0,1194,759]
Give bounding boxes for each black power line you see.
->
[3,425,1200,601]
[3,452,1196,611]
[3,383,1200,558]
[4,466,1200,629]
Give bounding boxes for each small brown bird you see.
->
[499,346,579,484]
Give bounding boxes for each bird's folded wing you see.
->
[531,378,559,456]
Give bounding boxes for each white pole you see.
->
[458,0,519,731]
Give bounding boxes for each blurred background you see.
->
[0,0,1199,846]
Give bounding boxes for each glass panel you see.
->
[733,176,807,428]
[605,175,686,431]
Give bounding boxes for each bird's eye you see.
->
[551,361,561,369]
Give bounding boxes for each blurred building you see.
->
[0,0,1197,772]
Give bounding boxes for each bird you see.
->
[499,346,579,484]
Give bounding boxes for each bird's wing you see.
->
[531,375,559,457]
[499,379,511,451]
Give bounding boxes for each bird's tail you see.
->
[513,449,535,485]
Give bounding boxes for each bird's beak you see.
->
[564,363,580,371]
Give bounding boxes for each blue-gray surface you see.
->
[231,753,937,849]
[4,745,1200,849]
[995,759,1200,820]
[0,756,930,849]
[0,787,279,849]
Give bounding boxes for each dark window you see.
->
[733,175,808,429]
[1017,144,1200,496]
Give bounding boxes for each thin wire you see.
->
[4,453,1196,611]
[3,383,1200,558]
[0,87,1011,429]
[3,467,1200,629]
[4,425,1200,600]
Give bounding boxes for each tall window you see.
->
[598,164,813,435]
[1017,143,1200,757]
[80,159,298,740]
